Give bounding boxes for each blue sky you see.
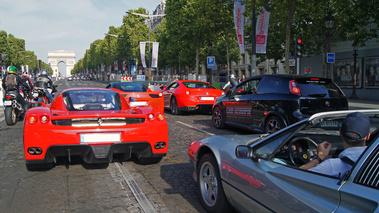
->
[0,0,160,64]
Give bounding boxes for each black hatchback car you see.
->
[212,74,348,133]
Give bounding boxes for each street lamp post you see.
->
[350,46,359,99]
[325,12,334,79]
[125,11,165,81]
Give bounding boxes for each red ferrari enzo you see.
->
[23,88,168,171]
[160,80,224,114]
[106,82,164,112]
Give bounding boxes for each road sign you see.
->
[207,56,216,69]
[121,77,132,82]
[305,67,311,75]
[327,53,335,63]
[137,75,145,81]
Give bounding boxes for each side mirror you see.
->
[235,145,259,162]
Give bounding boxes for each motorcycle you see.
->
[3,91,25,126]
[31,85,57,107]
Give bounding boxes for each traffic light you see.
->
[295,37,303,57]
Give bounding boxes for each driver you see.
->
[301,112,370,178]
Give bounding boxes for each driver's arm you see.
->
[300,141,331,170]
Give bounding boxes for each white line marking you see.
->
[0,116,4,123]
[176,121,215,136]
[114,162,157,213]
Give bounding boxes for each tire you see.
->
[137,157,163,165]
[265,116,285,134]
[26,163,54,171]
[212,106,226,129]
[5,107,17,126]
[197,154,232,213]
[170,97,180,115]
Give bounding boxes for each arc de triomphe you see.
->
[48,50,75,77]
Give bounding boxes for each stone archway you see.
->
[48,50,76,77]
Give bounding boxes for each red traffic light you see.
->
[297,38,303,44]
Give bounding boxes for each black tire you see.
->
[212,106,226,129]
[137,157,163,165]
[26,163,54,171]
[170,97,180,115]
[5,107,17,126]
[197,154,232,213]
[265,116,285,134]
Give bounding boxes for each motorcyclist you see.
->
[21,73,34,100]
[35,69,56,103]
[2,66,30,112]
[222,73,239,90]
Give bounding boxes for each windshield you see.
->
[182,82,215,89]
[63,90,122,111]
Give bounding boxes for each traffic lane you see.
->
[0,120,145,212]
[126,112,246,213]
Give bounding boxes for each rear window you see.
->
[63,90,122,111]
[182,81,215,89]
[297,78,344,98]
[116,83,147,92]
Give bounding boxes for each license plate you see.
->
[200,97,214,101]
[80,133,121,143]
[3,101,12,106]
[130,101,148,107]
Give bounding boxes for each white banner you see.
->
[114,60,118,71]
[140,42,147,68]
[151,42,159,68]
[101,64,104,72]
[234,0,245,54]
[256,9,270,54]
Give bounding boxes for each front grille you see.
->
[52,117,145,127]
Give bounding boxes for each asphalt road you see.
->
[0,79,378,212]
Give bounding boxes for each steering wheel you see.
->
[288,137,318,167]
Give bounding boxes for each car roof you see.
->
[248,74,331,81]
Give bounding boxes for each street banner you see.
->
[151,42,159,68]
[234,0,245,54]
[123,60,126,73]
[140,42,147,68]
[101,64,104,72]
[131,65,136,76]
[114,60,118,71]
[256,8,270,54]
[26,65,29,74]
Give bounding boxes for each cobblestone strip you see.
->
[114,162,158,213]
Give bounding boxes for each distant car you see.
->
[23,88,168,171]
[189,110,379,213]
[106,82,164,112]
[67,76,73,81]
[212,75,348,133]
[160,80,224,114]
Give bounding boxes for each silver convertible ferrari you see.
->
[188,110,379,212]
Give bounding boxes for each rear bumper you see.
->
[179,104,213,112]
[26,142,166,164]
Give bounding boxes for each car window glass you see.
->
[256,77,282,94]
[297,78,344,98]
[182,81,213,89]
[64,90,121,111]
[235,79,260,95]
[167,83,178,90]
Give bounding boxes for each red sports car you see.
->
[160,80,224,114]
[106,82,164,112]
[23,88,168,171]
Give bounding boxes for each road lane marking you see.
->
[114,162,157,213]
[176,121,215,136]
[0,117,4,123]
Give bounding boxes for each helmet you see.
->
[41,69,48,75]
[229,73,235,79]
[7,66,17,74]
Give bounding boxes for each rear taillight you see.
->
[158,92,163,97]
[186,91,190,95]
[290,80,301,96]
[148,113,155,121]
[156,112,165,121]
[40,115,50,124]
[5,95,13,99]
[28,114,38,124]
